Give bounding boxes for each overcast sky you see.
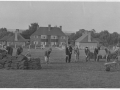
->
[0,1,120,33]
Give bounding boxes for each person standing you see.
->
[44,48,52,64]
[74,45,79,62]
[105,48,110,62]
[68,44,73,63]
[85,47,90,62]
[94,47,99,61]
[5,45,13,56]
[65,45,69,63]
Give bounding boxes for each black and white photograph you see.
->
[0,0,120,88]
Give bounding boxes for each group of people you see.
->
[1,45,23,56]
[85,47,100,62]
[1,44,108,64]
[65,44,100,63]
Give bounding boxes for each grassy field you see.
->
[0,48,120,88]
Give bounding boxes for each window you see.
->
[51,42,56,45]
[41,35,47,39]
[41,42,46,45]
[51,35,57,39]
[34,41,38,45]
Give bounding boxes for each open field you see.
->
[0,48,120,88]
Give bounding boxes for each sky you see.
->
[0,1,120,33]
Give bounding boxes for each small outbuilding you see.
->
[75,31,102,50]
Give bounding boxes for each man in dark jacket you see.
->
[68,44,73,63]
[65,45,70,63]
[16,46,23,56]
[6,45,13,56]
[65,43,73,63]
[85,47,90,62]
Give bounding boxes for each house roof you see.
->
[7,33,27,42]
[75,33,88,42]
[0,36,10,41]
[31,27,66,36]
[75,32,102,43]
[0,33,13,41]
[0,33,27,42]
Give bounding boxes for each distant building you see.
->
[30,25,67,47]
[0,29,29,47]
[75,31,102,49]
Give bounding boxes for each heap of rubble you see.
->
[0,50,41,70]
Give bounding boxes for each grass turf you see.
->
[0,48,119,88]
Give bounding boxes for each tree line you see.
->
[0,23,39,40]
[68,29,120,47]
[0,23,120,47]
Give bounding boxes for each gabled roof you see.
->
[75,33,88,42]
[0,36,10,41]
[75,32,102,43]
[0,33,13,41]
[31,27,66,36]
[0,33,27,42]
[7,33,27,42]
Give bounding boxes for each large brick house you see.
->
[75,31,102,50]
[30,25,67,47]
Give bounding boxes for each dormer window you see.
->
[51,35,57,39]
[41,35,47,39]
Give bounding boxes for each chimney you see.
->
[15,29,19,41]
[48,24,51,31]
[60,26,62,30]
[88,32,91,42]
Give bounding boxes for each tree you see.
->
[21,23,39,39]
[0,28,13,39]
